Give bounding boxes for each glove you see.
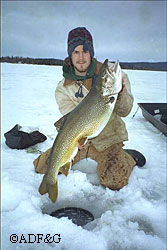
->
[4,124,47,149]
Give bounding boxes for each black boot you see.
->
[124,149,146,167]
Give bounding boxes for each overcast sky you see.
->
[1,1,166,62]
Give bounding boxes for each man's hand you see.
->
[118,79,125,96]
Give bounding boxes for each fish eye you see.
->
[110,96,115,103]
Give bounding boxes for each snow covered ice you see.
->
[1,63,166,250]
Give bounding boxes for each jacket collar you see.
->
[63,57,102,86]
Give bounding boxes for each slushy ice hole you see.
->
[50,207,94,226]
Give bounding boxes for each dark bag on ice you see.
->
[4,124,47,149]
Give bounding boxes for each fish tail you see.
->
[48,181,58,203]
[39,175,58,203]
[38,175,48,195]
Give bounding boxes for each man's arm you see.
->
[55,79,77,115]
[114,71,134,117]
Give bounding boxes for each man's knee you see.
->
[96,143,136,190]
[33,148,52,174]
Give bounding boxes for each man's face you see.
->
[71,45,91,76]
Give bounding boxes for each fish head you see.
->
[96,59,122,99]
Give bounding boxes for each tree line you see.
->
[0,56,166,71]
[0,56,64,66]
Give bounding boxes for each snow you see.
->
[1,62,166,250]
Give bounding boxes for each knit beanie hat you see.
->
[67,27,94,58]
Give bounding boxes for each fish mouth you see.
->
[103,59,120,76]
[105,64,112,77]
[101,59,113,78]
[101,60,114,83]
[100,59,121,97]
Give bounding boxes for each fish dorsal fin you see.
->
[54,111,72,132]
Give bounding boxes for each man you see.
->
[33,27,136,190]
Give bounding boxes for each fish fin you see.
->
[78,137,87,150]
[54,111,72,132]
[54,116,67,132]
[39,175,58,203]
[38,175,48,195]
[59,162,71,176]
[48,182,58,203]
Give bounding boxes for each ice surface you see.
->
[1,63,166,250]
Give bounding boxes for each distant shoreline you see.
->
[0,56,166,71]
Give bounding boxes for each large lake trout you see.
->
[39,59,122,202]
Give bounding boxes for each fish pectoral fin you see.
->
[78,137,87,150]
[59,162,71,176]
[48,182,58,203]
